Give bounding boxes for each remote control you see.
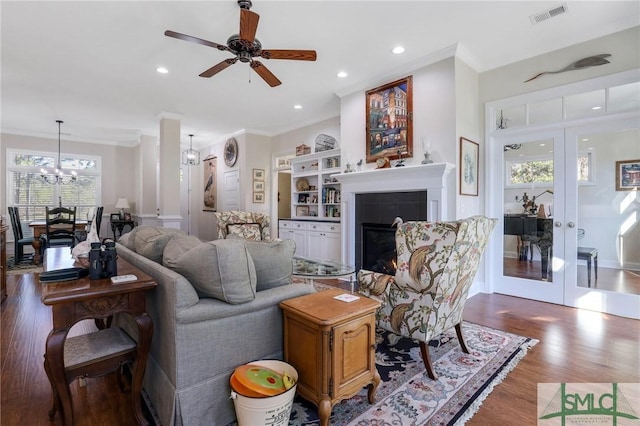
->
[110,274,138,284]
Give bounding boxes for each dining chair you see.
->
[75,206,104,242]
[7,207,35,263]
[42,206,77,249]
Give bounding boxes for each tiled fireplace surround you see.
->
[334,163,455,268]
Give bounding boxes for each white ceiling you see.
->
[2,1,639,147]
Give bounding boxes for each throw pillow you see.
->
[239,239,295,291]
[226,223,262,241]
[162,233,203,268]
[167,239,257,304]
[133,226,186,264]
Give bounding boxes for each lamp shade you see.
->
[115,197,130,210]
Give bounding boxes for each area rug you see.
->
[6,256,42,275]
[289,323,538,426]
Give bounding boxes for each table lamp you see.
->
[115,197,130,218]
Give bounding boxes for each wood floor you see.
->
[1,273,639,426]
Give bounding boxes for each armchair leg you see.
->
[419,342,437,380]
[455,322,470,354]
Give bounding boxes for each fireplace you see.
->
[334,163,455,269]
[362,223,397,274]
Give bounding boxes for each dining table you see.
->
[29,220,88,265]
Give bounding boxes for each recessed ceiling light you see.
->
[392,46,405,55]
[540,143,546,146]
[592,106,602,110]
[294,105,302,110]
[337,71,348,78]
[156,67,169,74]
[582,138,589,141]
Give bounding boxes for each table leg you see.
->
[32,238,42,265]
[45,329,73,426]
[132,313,153,426]
[367,369,381,404]
[318,398,331,426]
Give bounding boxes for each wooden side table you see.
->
[40,253,157,426]
[279,289,381,426]
[110,219,136,240]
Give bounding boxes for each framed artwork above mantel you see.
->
[365,76,413,164]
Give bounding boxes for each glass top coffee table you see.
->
[292,256,356,291]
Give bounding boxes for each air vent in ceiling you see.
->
[529,3,568,24]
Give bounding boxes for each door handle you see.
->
[554,221,562,227]
[567,222,576,228]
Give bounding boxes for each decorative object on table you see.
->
[394,150,406,167]
[295,177,309,191]
[296,206,309,217]
[356,159,363,171]
[123,212,132,221]
[164,1,316,87]
[515,189,553,215]
[88,239,118,279]
[181,134,201,166]
[110,213,121,222]
[289,324,537,426]
[524,54,611,83]
[314,134,338,152]
[40,120,78,185]
[252,168,264,180]
[375,156,390,169]
[344,162,355,173]
[615,159,640,191]
[203,154,217,212]
[295,143,311,156]
[459,137,479,196]
[115,197,130,217]
[252,192,265,203]
[224,137,238,167]
[421,137,434,164]
[366,76,413,164]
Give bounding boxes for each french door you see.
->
[489,117,640,319]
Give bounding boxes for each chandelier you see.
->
[40,120,77,185]
[182,134,201,166]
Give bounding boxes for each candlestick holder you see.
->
[421,152,433,164]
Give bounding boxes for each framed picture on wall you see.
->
[616,159,640,191]
[459,137,479,196]
[253,168,265,180]
[365,76,413,164]
[253,181,265,192]
[203,155,217,211]
[253,192,265,203]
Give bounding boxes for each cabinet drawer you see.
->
[307,222,340,233]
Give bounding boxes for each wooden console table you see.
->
[279,289,380,426]
[40,249,157,425]
[110,219,136,240]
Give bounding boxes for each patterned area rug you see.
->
[6,256,42,275]
[289,322,537,426]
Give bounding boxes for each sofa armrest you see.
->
[357,269,394,306]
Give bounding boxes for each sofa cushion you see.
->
[239,239,295,291]
[133,226,186,263]
[162,233,203,268]
[226,223,262,241]
[167,239,257,304]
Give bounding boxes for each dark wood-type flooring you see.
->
[1,273,638,425]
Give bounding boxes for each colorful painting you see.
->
[203,155,217,211]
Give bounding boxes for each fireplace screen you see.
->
[361,223,397,275]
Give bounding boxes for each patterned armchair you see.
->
[358,215,497,379]
[214,210,272,241]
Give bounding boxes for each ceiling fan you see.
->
[165,0,317,87]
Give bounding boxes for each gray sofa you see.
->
[114,226,315,426]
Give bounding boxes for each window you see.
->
[7,149,101,224]
[506,153,592,187]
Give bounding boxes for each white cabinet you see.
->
[290,149,341,221]
[279,220,341,261]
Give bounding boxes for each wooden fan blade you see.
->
[199,58,238,78]
[250,61,282,87]
[165,30,229,52]
[239,9,259,44]
[259,49,317,61]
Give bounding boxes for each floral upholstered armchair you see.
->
[358,215,497,379]
[214,210,272,241]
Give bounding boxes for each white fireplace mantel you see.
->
[333,162,455,265]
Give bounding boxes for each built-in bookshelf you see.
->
[290,148,341,221]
